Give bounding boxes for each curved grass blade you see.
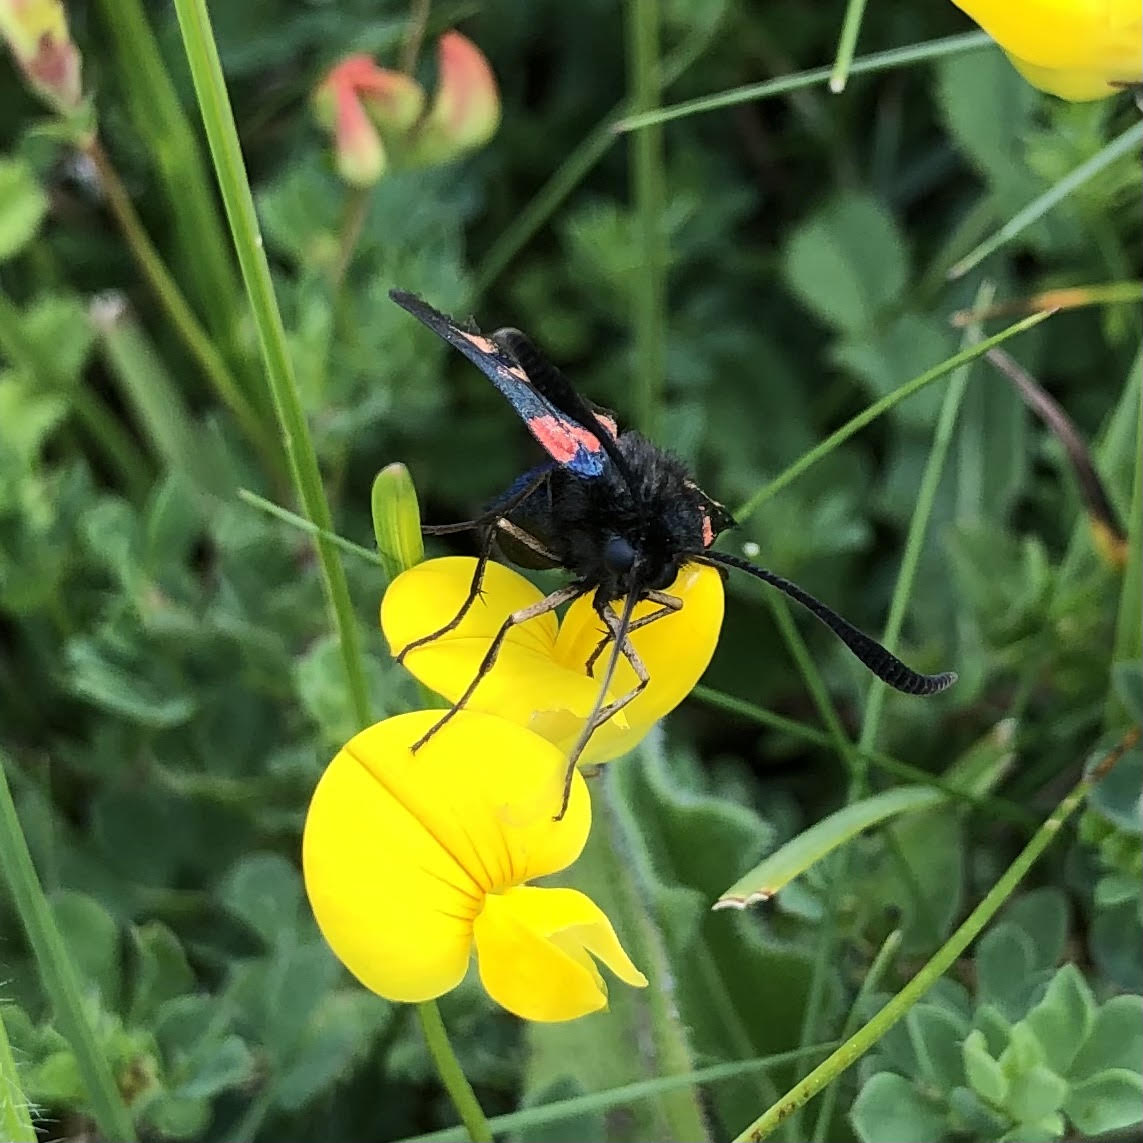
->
[616,31,990,132]
[715,786,945,909]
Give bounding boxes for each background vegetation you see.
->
[0,1,1140,1141]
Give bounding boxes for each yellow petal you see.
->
[382,558,723,766]
[473,886,647,1022]
[381,557,632,746]
[303,710,590,1002]
[950,0,1141,86]
[553,562,725,763]
[1006,54,1125,101]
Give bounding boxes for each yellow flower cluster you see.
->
[304,558,724,1021]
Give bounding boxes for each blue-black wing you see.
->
[390,290,609,478]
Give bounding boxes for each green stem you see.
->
[417,1001,493,1143]
[0,1001,36,1143]
[0,290,150,499]
[810,930,901,1142]
[949,120,1143,280]
[238,489,385,567]
[172,0,371,730]
[626,0,668,437]
[734,309,1050,521]
[730,728,1140,1143]
[616,31,991,132]
[828,0,869,93]
[84,137,285,483]
[0,756,137,1142]
[1110,394,1143,668]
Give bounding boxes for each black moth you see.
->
[389,290,956,817]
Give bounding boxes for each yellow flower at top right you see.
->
[951,0,1142,100]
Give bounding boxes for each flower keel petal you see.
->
[473,886,646,1022]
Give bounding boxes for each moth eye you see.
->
[603,536,637,574]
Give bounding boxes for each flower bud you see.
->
[410,32,500,165]
[314,57,388,186]
[0,0,82,113]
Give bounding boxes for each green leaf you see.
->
[997,1112,1065,1142]
[127,922,194,1029]
[948,1085,1009,1137]
[906,1004,966,1091]
[850,1072,949,1143]
[1064,1069,1143,1134]
[66,637,197,728]
[147,1094,210,1140]
[1003,888,1069,970]
[1004,1062,1068,1123]
[49,891,121,1008]
[718,785,945,906]
[0,157,48,261]
[1069,994,1143,1079]
[1111,659,1143,724]
[218,853,304,946]
[1023,964,1095,1076]
[963,1029,1009,1108]
[999,1021,1046,1077]
[1087,744,1143,836]
[273,991,382,1111]
[294,635,390,747]
[173,1034,253,1100]
[783,194,908,333]
[975,922,1038,1018]
[935,51,1041,212]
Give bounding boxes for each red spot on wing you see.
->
[702,513,715,547]
[529,414,600,464]
[458,331,498,354]
[596,413,618,439]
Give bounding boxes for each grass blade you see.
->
[716,786,945,908]
[829,0,869,93]
[0,755,137,1141]
[397,1043,839,1143]
[949,120,1143,280]
[171,0,371,730]
[616,31,990,132]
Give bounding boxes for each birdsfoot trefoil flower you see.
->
[303,709,647,1021]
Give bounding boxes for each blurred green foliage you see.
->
[0,0,1140,1140]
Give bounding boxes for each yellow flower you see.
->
[302,710,646,1021]
[950,0,1142,100]
[380,557,724,766]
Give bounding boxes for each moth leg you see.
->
[423,466,551,535]
[394,527,497,665]
[496,518,559,563]
[397,470,553,662]
[411,584,584,752]
[583,592,682,675]
[557,601,664,819]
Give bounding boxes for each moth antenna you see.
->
[692,551,957,696]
